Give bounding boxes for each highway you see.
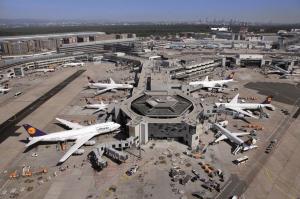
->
[0,69,86,143]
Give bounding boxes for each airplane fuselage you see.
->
[189,79,233,88]
[215,124,244,145]
[33,122,120,142]
[216,103,275,111]
[88,82,133,89]
[84,104,108,110]
[0,88,10,94]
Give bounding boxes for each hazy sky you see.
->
[1,0,300,23]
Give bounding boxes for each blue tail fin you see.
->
[23,124,47,137]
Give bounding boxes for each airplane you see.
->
[23,118,120,164]
[213,123,257,155]
[189,72,235,92]
[35,68,55,73]
[62,62,85,68]
[215,93,275,119]
[0,84,10,94]
[83,98,108,113]
[267,64,300,78]
[87,76,133,95]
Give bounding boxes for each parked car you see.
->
[126,165,139,176]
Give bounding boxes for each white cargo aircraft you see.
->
[213,123,257,155]
[23,118,120,164]
[62,62,85,68]
[87,76,133,95]
[83,98,108,113]
[189,72,235,92]
[0,85,10,94]
[215,93,275,119]
[35,68,55,73]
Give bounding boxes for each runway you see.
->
[0,69,86,143]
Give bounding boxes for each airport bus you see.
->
[233,156,249,165]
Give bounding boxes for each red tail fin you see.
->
[225,72,235,80]
[87,76,95,83]
[262,96,272,104]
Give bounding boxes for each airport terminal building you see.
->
[117,60,203,149]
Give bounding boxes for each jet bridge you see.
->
[89,136,138,169]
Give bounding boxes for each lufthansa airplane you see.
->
[23,118,120,164]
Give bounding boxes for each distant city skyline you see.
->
[1,0,300,24]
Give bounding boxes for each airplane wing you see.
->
[56,118,83,130]
[94,88,112,95]
[214,135,227,142]
[233,132,250,136]
[228,107,258,119]
[93,108,106,114]
[58,134,94,163]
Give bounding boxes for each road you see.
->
[217,99,299,199]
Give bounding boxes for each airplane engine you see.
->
[73,149,85,155]
[84,140,96,146]
[233,112,244,119]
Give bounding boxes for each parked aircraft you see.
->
[62,62,85,68]
[189,72,235,92]
[87,76,133,95]
[213,123,257,155]
[23,118,120,164]
[215,93,275,119]
[83,98,108,113]
[35,68,55,73]
[0,84,10,94]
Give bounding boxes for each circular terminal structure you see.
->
[131,93,193,119]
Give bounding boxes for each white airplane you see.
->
[215,93,275,119]
[0,84,10,94]
[62,62,85,68]
[189,72,235,92]
[87,76,133,95]
[213,123,257,155]
[268,64,300,78]
[23,118,120,164]
[83,98,108,113]
[35,68,55,73]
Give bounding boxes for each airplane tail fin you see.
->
[204,76,209,82]
[109,78,115,84]
[23,124,47,137]
[225,72,235,80]
[262,96,272,104]
[87,76,95,83]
